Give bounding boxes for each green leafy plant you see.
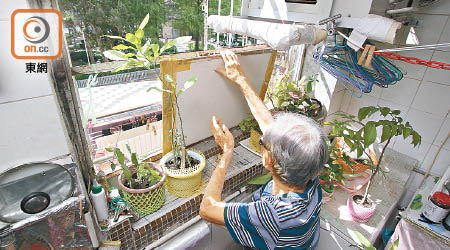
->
[104,14,197,170]
[353,231,399,250]
[267,73,322,118]
[324,106,421,205]
[106,145,161,189]
[239,114,262,134]
[319,144,346,193]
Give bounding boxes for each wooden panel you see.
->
[259,50,277,100]
[160,58,177,154]
[175,52,272,146]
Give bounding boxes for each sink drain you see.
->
[20,192,50,214]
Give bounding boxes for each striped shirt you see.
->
[224,178,322,250]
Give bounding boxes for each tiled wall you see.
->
[0,1,72,173]
[337,3,450,178]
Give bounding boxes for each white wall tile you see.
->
[339,90,352,113]
[416,1,450,16]
[346,94,379,117]
[420,145,450,176]
[400,14,448,46]
[1,1,29,21]
[434,118,450,150]
[394,50,433,81]
[380,77,420,106]
[405,108,445,144]
[377,99,410,118]
[411,81,450,117]
[327,89,344,115]
[422,50,450,85]
[0,95,70,173]
[366,85,383,98]
[437,17,450,52]
[0,21,53,104]
[393,140,431,164]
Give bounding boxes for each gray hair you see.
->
[262,112,328,187]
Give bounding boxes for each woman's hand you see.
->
[215,50,247,85]
[210,116,234,153]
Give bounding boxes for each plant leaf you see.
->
[115,148,125,166]
[105,147,114,152]
[152,44,159,57]
[364,123,377,147]
[110,163,116,171]
[147,86,172,93]
[103,50,126,61]
[135,29,144,39]
[392,110,401,115]
[126,33,138,45]
[248,173,272,185]
[126,144,132,154]
[165,74,174,83]
[358,107,372,121]
[160,39,176,54]
[389,239,399,250]
[381,125,392,143]
[178,76,197,96]
[353,231,376,250]
[403,127,413,139]
[113,44,134,50]
[380,107,390,117]
[138,13,150,30]
[131,153,139,167]
[104,35,125,40]
[412,132,421,147]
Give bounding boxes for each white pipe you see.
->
[377,42,450,52]
[146,186,248,249]
[216,0,221,46]
[386,7,418,15]
[227,0,234,47]
[388,0,404,4]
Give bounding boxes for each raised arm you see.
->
[216,50,273,133]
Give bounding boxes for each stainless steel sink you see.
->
[0,162,74,225]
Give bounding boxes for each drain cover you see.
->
[20,192,50,214]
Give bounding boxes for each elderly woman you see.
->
[199,50,328,250]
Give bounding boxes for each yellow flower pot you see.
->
[160,150,206,197]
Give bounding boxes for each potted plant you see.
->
[149,75,207,197]
[266,73,325,122]
[104,14,205,197]
[319,143,346,201]
[325,106,421,222]
[239,114,263,153]
[107,146,166,215]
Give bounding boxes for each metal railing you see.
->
[76,69,159,88]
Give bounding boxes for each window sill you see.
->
[103,128,267,249]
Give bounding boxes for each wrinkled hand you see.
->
[216,50,247,85]
[210,116,234,153]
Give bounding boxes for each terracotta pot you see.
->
[118,163,166,215]
[347,194,376,223]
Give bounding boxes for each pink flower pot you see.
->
[347,195,376,223]
[322,189,333,203]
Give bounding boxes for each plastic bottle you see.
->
[90,179,109,223]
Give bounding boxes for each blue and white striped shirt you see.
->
[224,178,322,250]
